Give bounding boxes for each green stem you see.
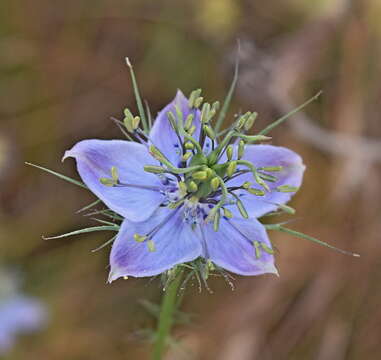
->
[151,269,183,360]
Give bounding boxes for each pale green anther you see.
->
[207,260,215,271]
[132,116,141,130]
[236,134,272,143]
[188,89,202,108]
[147,239,156,252]
[253,241,261,259]
[223,207,233,219]
[276,185,299,193]
[226,145,233,161]
[278,203,296,215]
[238,140,245,159]
[167,111,178,132]
[236,199,249,219]
[193,96,204,108]
[236,112,251,130]
[133,233,147,242]
[260,242,274,255]
[227,161,237,177]
[149,145,166,162]
[178,181,187,194]
[174,105,185,131]
[185,142,194,150]
[188,125,196,136]
[99,178,116,187]
[205,168,214,179]
[247,188,265,196]
[192,171,207,180]
[111,166,119,181]
[203,125,216,140]
[259,172,278,182]
[184,114,194,130]
[244,112,258,131]
[254,171,270,191]
[143,165,166,174]
[259,166,283,172]
[188,181,198,193]
[168,199,185,209]
[123,109,135,132]
[182,152,192,162]
[210,177,220,191]
[212,101,220,111]
[242,181,251,189]
[201,103,211,123]
[213,210,221,232]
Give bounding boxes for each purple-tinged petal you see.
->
[0,296,47,354]
[149,90,208,166]
[64,139,165,222]
[226,145,305,218]
[202,217,278,276]
[109,207,202,280]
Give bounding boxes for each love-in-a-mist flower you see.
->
[64,90,304,281]
[0,270,47,354]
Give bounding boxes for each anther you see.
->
[210,177,220,191]
[276,185,299,193]
[147,240,156,252]
[247,188,265,196]
[226,145,233,161]
[144,165,166,174]
[223,207,233,219]
[238,140,245,159]
[244,112,257,131]
[182,152,192,162]
[192,171,208,181]
[253,240,261,259]
[203,125,216,140]
[187,181,198,193]
[226,161,237,177]
[133,233,147,242]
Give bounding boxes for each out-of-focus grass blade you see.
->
[26,162,87,189]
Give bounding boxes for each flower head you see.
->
[64,89,305,281]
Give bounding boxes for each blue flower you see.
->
[0,271,47,354]
[64,90,305,281]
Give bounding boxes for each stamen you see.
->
[276,185,299,193]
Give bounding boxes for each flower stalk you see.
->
[152,268,183,360]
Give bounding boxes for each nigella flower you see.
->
[0,271,47,354]
[64,90,305,281]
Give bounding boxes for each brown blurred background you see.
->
[1,0,381,359]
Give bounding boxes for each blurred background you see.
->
[1,0,380,359]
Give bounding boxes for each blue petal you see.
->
[0,296,46,354]
[201,217,278,276]
[109,207,202,280]
[64,139,165,222]
[149,90,208,166]
[226,145,305,218]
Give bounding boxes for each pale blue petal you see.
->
[0,296,46,354]
[109,207,202,280]
[149,90,210,166]
[201,217,278,276]
[64,139,165,222]
[226,145,305,218]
